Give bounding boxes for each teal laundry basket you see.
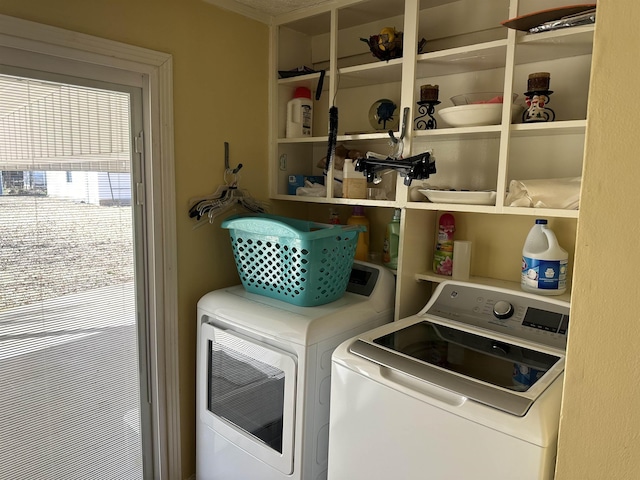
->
[221,214,364,307]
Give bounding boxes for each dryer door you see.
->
[198,322,297,474]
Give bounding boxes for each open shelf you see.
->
[278,71,329,90]
[413,124,502,140]
[407,202,499,214]
[416,40,509,78]
[337,59,403,89]
[414,273,571,302]
[515,26,594,65]
[510,120,586,137]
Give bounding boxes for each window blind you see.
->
[0,74,131,172]
[0,73,144,479]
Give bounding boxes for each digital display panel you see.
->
[349,268,371,286]
[346,265,378,297]
[523,307,569,334]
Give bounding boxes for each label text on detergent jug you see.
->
[521,256,567,290]
[302,105,312,135]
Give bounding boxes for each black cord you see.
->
[325,106,338,170]
[315,70,325,101]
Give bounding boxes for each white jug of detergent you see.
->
[521,219,568,295]
[286,87,313,138]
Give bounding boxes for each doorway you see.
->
[0,70,151,479]
[0,14,179,479]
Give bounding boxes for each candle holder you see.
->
[523,90,555,123]
[415,100,440,130]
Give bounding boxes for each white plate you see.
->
[419,189,497,205]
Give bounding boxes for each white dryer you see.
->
[328,280,570,480]
[196,261,395,480]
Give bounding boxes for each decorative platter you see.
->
[368,98,400,131]
[419,189,497,205]
[501,4,596,32]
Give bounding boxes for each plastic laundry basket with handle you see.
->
[221,213,365,307]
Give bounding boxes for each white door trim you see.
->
[0,14,180,480]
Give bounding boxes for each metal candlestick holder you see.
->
[415,100,440,130]
[523,90,555,123]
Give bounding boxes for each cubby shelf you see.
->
[270,0,592,313]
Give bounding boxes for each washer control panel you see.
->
[423,281,570,351]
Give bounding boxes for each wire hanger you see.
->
[188,142,268,228]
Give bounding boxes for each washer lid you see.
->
[350,318,563,417]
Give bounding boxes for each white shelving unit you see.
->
[269,0,593,319]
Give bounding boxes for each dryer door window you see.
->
[198,322,296,475]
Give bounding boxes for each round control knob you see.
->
[493,300,514,319]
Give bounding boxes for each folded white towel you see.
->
[506,177,581,209]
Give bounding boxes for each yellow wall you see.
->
[0,0,270,477]
[2,0,640,478]
[555,0,640,477]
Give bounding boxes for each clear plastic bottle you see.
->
[347,206,369,261]
[433,213,455,276]
[521,219,568,295]
[383,208,401,269]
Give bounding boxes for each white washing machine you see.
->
[328,280,570,480]
[196,261,395,480]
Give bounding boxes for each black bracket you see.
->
[354,151,436,186]
[224,141,243,174]
[388,107,409,145]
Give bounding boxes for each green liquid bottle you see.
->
[383,208,401,269]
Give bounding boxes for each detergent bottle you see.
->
[286,87,313,138]
[521,219,568,295]
[347,206,369,261]
[383,208,401,269]
[328,208,340,225]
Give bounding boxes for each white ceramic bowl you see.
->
[450,92,518,106]
[439,103,524,127]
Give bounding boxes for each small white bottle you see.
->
[521,219,568,296]
[286,87,313,138]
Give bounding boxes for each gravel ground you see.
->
[0,196,134,311]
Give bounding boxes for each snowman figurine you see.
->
[524,93,555,122]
